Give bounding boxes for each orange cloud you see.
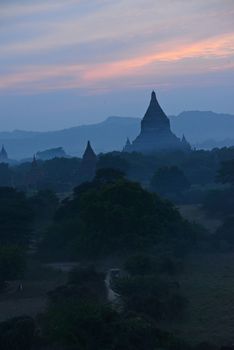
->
[0,33,233,94]
[84,33,234,82]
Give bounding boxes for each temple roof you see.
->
[0,145,8,159]
[141,91,170,131]
[82,141,97,161]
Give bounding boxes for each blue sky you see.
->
[0,0,234,131]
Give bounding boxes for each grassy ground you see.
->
[178,204,221,233]
[161,251,234,347]
[0,262,66,322]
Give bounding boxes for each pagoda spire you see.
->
[82,140,97,161]
[123,137,131,152]
[0,144,8,162]
[141,90,170,132]
[78,141,97,183]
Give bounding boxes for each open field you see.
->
[0,266,66,322]
[178,204,222,233]
[162,252,234,346]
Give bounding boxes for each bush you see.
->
[0,246,26,288]
[0,316,35,350]
[41,175,202,259]
[124,254,154,276]
[150,166,190,196]
[215,217,234,244]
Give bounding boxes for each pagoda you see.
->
[124,91,190,153]
[78,141,97,183]
[0,145,8,163]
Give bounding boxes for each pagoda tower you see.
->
[123,138,132,152]
[126,91,190,153]
[0,145,8,163]
[26,155,43,189]
[78,141,97,183]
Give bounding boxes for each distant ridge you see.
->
[0,111,234,159]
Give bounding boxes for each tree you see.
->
[97,153,129,174]
[0,163,12,187]
[28,190,59,220]
[0,188,33,246]
[124,254,154,276]
[94,168,125,184]
[217,160,234,185]
[150,166,190,196]
[0,316,35,350]
[41,174,202,259]
[0,246,26,290]
[215,217,234,244]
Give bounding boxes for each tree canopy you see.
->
[41,170,202,259]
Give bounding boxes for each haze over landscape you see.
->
[1,2,234,350]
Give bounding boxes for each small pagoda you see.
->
[78,141,97,183]
[0,145,9,163]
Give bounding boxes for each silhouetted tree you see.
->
[217,160,234,185]
[0,187,33,246]
[0,163,11,187]
[151,166,190,196]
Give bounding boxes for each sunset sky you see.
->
[1,0,234,130]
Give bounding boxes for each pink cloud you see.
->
[0,33,233,94]
[84,33,234,82]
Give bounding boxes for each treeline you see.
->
[1,146,234,196]
[0,165,234,348]
[39,168,204,261]
[0,188,59,290]
[0,157,81,192]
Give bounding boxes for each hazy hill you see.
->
[0,117,140,160]
[170,111,234,144]
[1,111,234,160]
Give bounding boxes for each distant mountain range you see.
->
[1,111,234,160]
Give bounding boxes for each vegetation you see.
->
[0,187,33,246]
[0,246,25,287]
[40,169,202,259]
[0,147,234,349]
[150,166,190,196]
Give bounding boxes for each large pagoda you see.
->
[123,91,190,153]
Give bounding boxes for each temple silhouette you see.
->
[123,91,191,153]
[78,141,97,183]
[0,145,8,163]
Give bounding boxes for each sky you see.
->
[0,0,234,131]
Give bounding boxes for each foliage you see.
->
[124,254,155,276]
[13,157,81,192]
[0,187,33,246]
[217,160,234,185]
[215,217,234,244]
[151,166,190,196]
[0,246,26,283]
[114,274,188,321]
[97,153,129,173]
[95,167,125,184]
[41,298,118,349]
[41,293,189,350]
[48,266,106,304]
[203,188,234,218]
[0,316,35,350]
[0,163,11,186]
[41,174,200,259]
[28,189,59,220]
